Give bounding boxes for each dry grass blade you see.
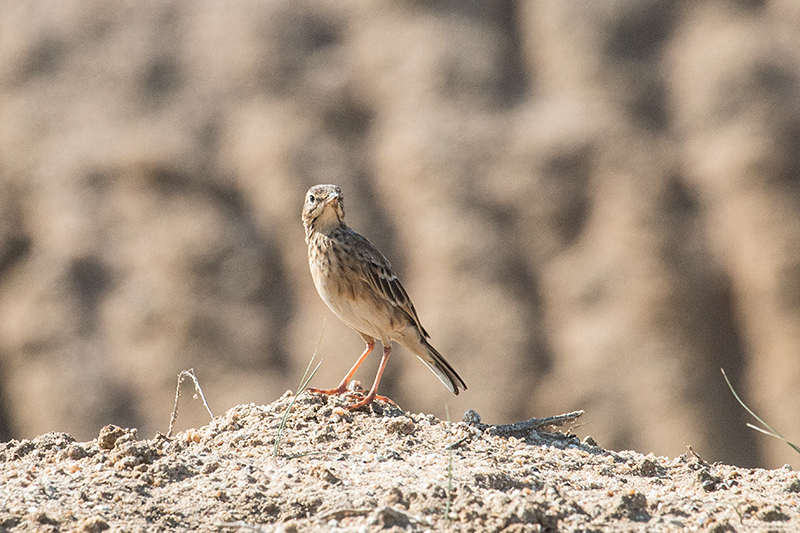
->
[444,405,455,526]
[721,368,800,455]
[167,368,214,438]
[274,318,325,458]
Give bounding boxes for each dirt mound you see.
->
[5,0,800,470]
[0,393,797,532]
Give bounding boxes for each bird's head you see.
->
[302,184,345,235]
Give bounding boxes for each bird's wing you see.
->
[352,233,430,338]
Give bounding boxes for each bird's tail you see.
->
[415,338,467,395]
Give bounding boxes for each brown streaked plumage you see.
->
[302,184,467,409]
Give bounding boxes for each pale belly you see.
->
[310,256,394,343]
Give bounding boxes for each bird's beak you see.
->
[325,194,339,206]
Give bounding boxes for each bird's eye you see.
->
[308,194,316,203]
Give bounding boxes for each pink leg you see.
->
[346,344,393,410]
[308,340,375,395]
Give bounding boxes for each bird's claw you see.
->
[307,387,397,409]
[343,391,398,409]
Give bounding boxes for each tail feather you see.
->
[416,338,467,395]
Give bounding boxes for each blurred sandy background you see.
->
[2,0,800,469]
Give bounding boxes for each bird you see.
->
[302,184,467,410]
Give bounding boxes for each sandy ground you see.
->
[0,390,798,532]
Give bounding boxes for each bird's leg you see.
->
[308,340,375,396]
[346,344,393,410]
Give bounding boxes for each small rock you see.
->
[11,440,34,460]
[310,465,341,485]
[697,468,721,492]
[462,410,481,425]
[64,443,88,460]
[36,512,58,526]
[636,457,660,477]
[381,487,407,508]
[385,416,415,435]
[784,478,800,493]
[314,425,336,443]
[582,435,599,447]
[79,516,110,532]
[707,519,736,533]
[615,491,650,522]
[280,521,299,533]
[371,506,410,528]
[758,505,789,522]
[202,460,221,474]
[98,425,136,450]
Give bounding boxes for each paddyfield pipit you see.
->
[302,184,467,409]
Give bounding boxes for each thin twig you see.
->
[280,451,325,460]
[446,436,470,450]
[316,508,373,521]
[686,444,706,465]
[463,409,584,438]
[167,369,214,438]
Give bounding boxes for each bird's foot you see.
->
[307,378,362,397]
[306,385,348,396]
[343,390,397,410]
[308,381,396,409]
